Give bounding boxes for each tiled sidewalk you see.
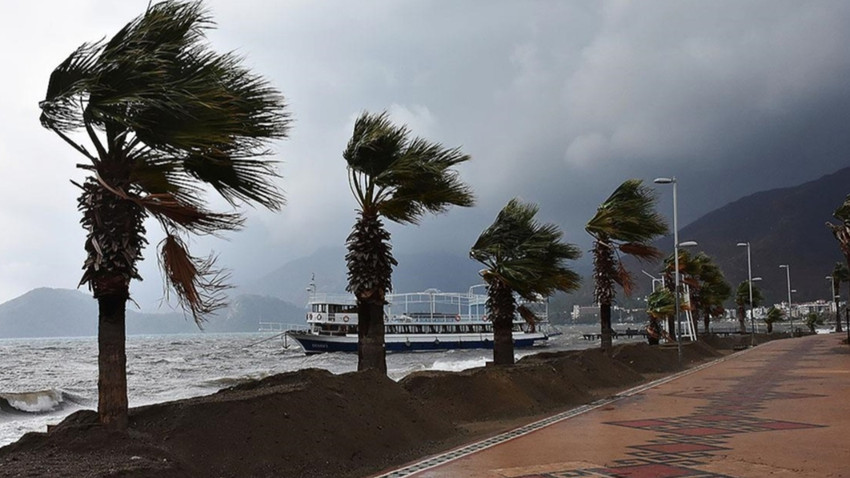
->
[377,334,849,478]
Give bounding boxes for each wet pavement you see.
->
[377,334,850,477]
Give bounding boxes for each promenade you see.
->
[378,334,849,478]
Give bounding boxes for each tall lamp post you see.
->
[827,275,838,332]
[779,264,793,334]
[654,177,697,367]
[737,241,757,346]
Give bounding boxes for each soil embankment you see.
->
[0,337,752,478]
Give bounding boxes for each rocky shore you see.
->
[0,336,760,478]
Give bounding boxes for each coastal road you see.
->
[377,334,850,478]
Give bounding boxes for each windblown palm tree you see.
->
[763,306,785,333]
[470,199,581,365]
[38,1,289,430]
[663,251,730,334]
[646,288,675,346]
[344,111,474,373]
[586,179,668,351]
[735,281,763,333]
[826,196,850,332]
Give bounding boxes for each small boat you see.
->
[286,284,557,354]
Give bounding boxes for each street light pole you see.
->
[737,242,755,346]
[654,177,698,368]
[827,275,837,331]
[780,264,793,335]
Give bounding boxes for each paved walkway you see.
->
[377,334,850,478]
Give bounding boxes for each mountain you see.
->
[0,288,304,339]
[245,246,483,304]
[635,167,850,305]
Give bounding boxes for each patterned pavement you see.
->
[376,334,849,478]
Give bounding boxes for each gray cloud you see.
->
[2,1,849,308]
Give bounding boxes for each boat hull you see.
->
[287,332,547,354]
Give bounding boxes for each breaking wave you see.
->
[0,389,86,415]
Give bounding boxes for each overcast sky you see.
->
[1,1,849,309]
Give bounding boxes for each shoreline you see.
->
[0,334,776,478]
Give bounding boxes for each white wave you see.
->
[428,357,487,372]
[1,389,64,413]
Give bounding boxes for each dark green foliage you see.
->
[471,198,581,365]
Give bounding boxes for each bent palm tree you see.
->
[646,288,675,345]
[39,1,289,430]
[763,306,785,334]
[470,199,581,365]
[827,196,850,332]
[344,111,474,373]
[586,179,668,351]
[663,251,730,334]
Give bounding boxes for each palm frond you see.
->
[586,179,668,243]
[158,233,230,325]
[470,198,581,300]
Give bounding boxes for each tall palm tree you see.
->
[831,262,849,333]
[38,1,289,430]
[827,197,850,332]
[344,111,474,373]
[735,281,763,333]
[470,199,581,365]
[586,179,668,351]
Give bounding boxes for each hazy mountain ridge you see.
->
[0,288,304,339]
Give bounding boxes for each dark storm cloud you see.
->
[2,1,849,307]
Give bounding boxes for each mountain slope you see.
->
[645,166,850,304]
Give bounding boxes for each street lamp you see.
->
[654,177,697,367]
[736,242,758,346]
[779,265,793,334]
[827,275,837,330]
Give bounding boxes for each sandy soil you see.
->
[0,336,763,478]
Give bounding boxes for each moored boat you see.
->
[286,285,557,354]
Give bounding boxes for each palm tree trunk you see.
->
[345,211,394,373]
[703,313,711,334]
[737,306,747,333]
[489,280,516,365]
[837,281,845,332]
[97,292,128,430]
[357,299,387,373]
[600,303,613,351]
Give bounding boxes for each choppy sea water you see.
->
[0,324,631,447]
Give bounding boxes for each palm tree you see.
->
[38,1,290,430]
[831,262,849,333]
[826,195,850,332]
[763,306,785,333]
[696,258,732,334]
[586,179,668,351]
[470,199,581,365]
[663,251,730,334]
[344,111,474,373]
[646,288,675,345]
[735,281,763,333]
[804,312,824,333]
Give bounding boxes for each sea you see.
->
[0,324,632,448]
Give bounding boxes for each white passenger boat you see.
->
[286,285,557,354]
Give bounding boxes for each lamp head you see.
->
[780,264,788,269]
[678,240,698,248]
[736,242,748,247]
[653,177,674,184]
